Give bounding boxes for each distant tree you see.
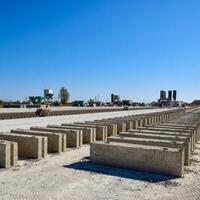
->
[59,87,70,105]
[88,99,95,107]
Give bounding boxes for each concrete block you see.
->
[95,120,126,134]
[0,141,10,168]
[141,127,196,148]
[111,121,126,134]
[147,116,152,124]
[156,115,161,123]
[10,131,47,158]
[85,122,117,137]
[163,123,197,128]
[61,124,96,142]
[41,137,47,158]
[90,142,184,177]
[6,141,18,166]
[123,119,140,130]
[48,125,94,144]
[119,132,191,151]
[30,126,79,149]
[11,129,63,153]
[0,140,18,167]
[152,116,157,124]
[107,118,132,131]
[122,121,133,131]
[131,120,139,129]
[71,123,107,141]
[154,125,198,142]
[107,136,189,165]
[163,123,200,141]
[131,128,194,151]
[138,119,144,127]
[142,118,148,127]
[123,121,133,131]
[0,133,46,159]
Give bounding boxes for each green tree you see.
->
[0,99,4,105]
[88,99,95,107]
[59,87,70,105]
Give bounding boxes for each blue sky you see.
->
[0,0,200,102]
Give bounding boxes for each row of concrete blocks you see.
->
[59,108,186,145]
[90,109,199,177]
[92,108,186,134]
[0,122,108,168]
[0,107,129,120]
[0,122,107,168]
[0,108,185,168]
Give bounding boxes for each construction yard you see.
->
[2,1,200,199]
[0,107,200,200]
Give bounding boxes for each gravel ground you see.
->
[1,143,200,200]
[1,108,198,200]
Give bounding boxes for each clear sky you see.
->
[0,0,200,103]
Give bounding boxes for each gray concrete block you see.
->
[71,123,107,141]
[119,132,191,151]
[11,129,63,153]
[0,141,10,168]
[153,125,198,142]
[90,142,184,177]
[7,141,18,166]
[41,136,47,158]
[163,123,197,129]
[140,127,196,148]
[94,120,126,134]
[0,140,18,167]
[130,128,194,151]
[106,118,133,131]
[48,125,94,144]
[163,123,200,141]
[0,133,45,159]
[107,136,189,165]
[137,119,144,127]
[85,122,117,137]
[144,118,149,126]
[131,120,139,129]
[30,126,81,149]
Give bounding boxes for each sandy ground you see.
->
[1,144,200,200]
[1,108,199,200]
